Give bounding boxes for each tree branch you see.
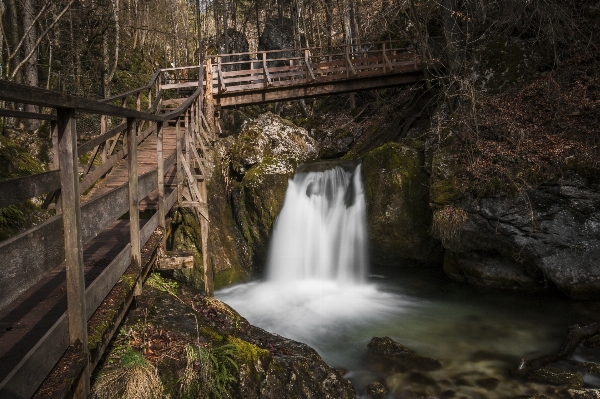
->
[10,0,75,82]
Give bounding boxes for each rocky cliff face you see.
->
[440,174,600,299]
[362,141,443,266]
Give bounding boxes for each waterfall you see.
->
[267,162,368,283]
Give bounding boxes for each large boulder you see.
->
[361,141,443,266]
[441,173,600,299]
[231,113,318,268]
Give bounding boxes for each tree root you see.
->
[514,322,600,377]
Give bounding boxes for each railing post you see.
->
[156,121,165,233]
[176,116,183,204]
[148,88,152,110]
[57,107,90,397]
[100,115,107,163]
[201,179,213,297]
[185,109,190,168]
[203,58,215,137]
[127,117,142,295]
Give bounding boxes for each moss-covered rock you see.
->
[233,157,295,268]
[230,113,319,269]
[231,112,318,174]
[361,141,443,265]
[93,276,356,399]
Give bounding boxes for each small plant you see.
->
[147,273,182,302]
[179,343,239,399]
[431,205,468,244]
[91,347,164,399]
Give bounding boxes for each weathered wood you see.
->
[216,70,424,108]
[0,313,69,398]
[157,122,165,230]
[179,154,209,221]
[0,80,162,121]
[263,52,273,87]
[101,69,161,103]
[176,116,183,204]
[160,81,203,90]
[57,108,90,396]
[83,144,102,175]
[199,177,212,297]
[157,251,194,270]
[127,117,141,297]
[0,108,56,121]
[0,171,60,208]
[305,50,316,81]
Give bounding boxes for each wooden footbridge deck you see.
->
[0,41,427,398]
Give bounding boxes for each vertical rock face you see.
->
[441,174,600,299]
[230,113,319,269]
[361,141,443,266]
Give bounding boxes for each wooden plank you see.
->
[179,154,209,221]
[0,108,56,121]
[160,81,201,90]
[216,70,424,108]
[0,171,60,208]
[0,313,69,398]
[57,108,90,394]
[157,252,194,270]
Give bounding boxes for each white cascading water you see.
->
[267,163,368,283]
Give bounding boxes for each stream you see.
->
[217,161,600,398]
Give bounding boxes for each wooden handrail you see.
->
[0,108,56,121]
[100,69,161,103]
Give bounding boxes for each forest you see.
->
[1,1,600,398]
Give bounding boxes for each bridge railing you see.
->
[0,75,210,397]
[205,40,420,95]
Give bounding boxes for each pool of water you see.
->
[217,265,600,398]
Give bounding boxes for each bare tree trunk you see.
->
[222,0,229,54]
[102,0,119,98]
[324,0,333,47]
[23,0,38,130]
[213,0,220,52]
[8,0,21,83]
[0,1,5,79]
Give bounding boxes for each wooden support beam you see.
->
[345,45,357,76]
[156,121,165,232]
[176,116,183,204]
[157,251,194,270]
[203,59,216,138]
[263,52,273,87]
[382,43,393,73]
[179,154,209,222]
[126,117,142,296]
[305,50,316,81]
[217,57,227,93]
[57,107,90,397]
[199,178,212,297]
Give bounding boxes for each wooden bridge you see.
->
[0,41,426,398]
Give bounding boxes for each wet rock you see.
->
[366,381,388,399]
[362,141,443,266]
[367,336,442,372]
[440,173,600,299]
[527,367,584,388]
[569,389,600,399]
[581,362,600,376]
[475,377,499,390]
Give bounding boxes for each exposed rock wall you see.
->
[362,141,443,265]
[441,174,600,299]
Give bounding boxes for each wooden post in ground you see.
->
[199,177,212,296]
[127,117,142,295]
[57,107,90,398]
[156,121,165,240]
